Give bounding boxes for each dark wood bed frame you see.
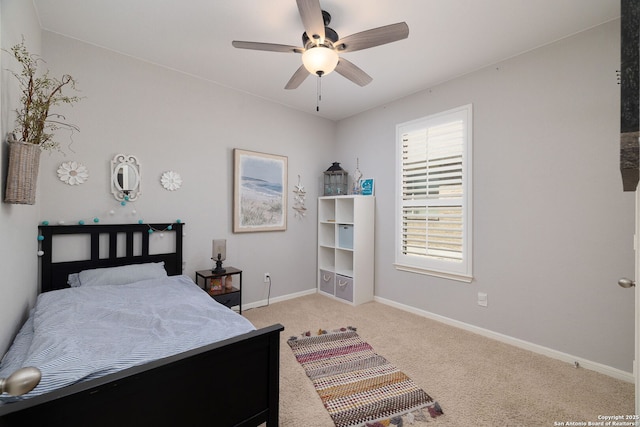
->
[0,223,284,427]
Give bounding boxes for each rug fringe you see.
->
[362,402,443,427]
[288,326,357,342]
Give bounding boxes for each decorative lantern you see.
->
[323,162,348,196]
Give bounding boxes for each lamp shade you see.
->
[302,46,339,76]
[212,239,226,261]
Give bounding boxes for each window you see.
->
[395,104,472,282]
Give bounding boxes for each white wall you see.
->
[36,32,335,306]
[0,0,43,356]
[336,19,635,372]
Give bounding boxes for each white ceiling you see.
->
[32,0,620,121]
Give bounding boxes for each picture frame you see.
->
[233,149,288,233]
[360,178,375,196]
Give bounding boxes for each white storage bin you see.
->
[319,270,335,295]
[335,274,353,302]
[338,224,354,249]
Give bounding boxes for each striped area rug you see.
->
[287,327,443,427]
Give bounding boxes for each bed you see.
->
[0,223,283,427]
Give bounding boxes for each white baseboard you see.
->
[243,288,317,311]
[246,290,633,383]
[374,296,634,383]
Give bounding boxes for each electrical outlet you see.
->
[477,292,488,307]
[264,273,270,283]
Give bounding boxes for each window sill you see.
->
[393,263,473,283]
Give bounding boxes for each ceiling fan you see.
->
[232,0,409,90]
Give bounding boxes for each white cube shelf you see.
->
[317,195,374,305]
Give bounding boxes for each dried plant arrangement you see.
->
[4,38,82,204]
[6,38,81,151]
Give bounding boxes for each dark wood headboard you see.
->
[38,223,184,293]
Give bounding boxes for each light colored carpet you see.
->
[245,293,634,427]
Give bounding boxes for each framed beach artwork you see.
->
[233,149,288,233]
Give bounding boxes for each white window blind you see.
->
[395,105,472,281]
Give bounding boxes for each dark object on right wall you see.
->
[620,0,639,191]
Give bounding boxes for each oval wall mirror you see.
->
[111,154,141,201]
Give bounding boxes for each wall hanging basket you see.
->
[5,139,41,205]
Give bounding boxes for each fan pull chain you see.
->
[316,75,322,112]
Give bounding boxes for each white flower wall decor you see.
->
[161,171,182,191]
[57,161,89,185]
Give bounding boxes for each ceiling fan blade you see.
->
[335,58,373,87]
[285,65,310,89]
[335,22,409,53]
[296,0,325,44]
[232,41,303,54]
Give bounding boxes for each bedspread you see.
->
[0,275,255,402]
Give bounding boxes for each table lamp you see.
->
[212,239,226,274]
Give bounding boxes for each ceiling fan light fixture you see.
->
[302,46,339,76]
[232,2,410,90]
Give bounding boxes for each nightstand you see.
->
[195,267,242,314]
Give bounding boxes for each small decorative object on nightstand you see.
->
[210,278,223,292]
[196,267,243,313]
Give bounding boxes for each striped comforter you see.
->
[0,275,255,403]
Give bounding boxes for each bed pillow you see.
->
[75,262,167,287]
[67,272,81,287]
